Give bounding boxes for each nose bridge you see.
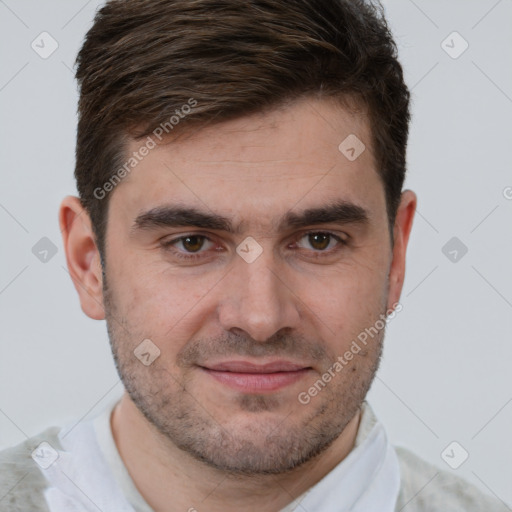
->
[217,244,300,342]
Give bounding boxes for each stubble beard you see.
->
[102,273,384,476]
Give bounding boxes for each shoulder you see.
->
[0,427,62,512]
[394,445,510,512]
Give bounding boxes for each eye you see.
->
[294,231,347,253]
[161,234,217,260]
[161,230,348,263]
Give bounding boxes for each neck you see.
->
[111,393,361,512]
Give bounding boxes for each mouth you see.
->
[199,360,313,393]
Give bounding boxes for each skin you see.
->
[59,96,416,512]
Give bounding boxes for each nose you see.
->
[216,246,301,343]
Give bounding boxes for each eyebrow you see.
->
[131,199,370,236]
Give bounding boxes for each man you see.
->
[0,0,508,511]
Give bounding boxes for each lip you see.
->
[200,360,312,393]
[204,360,308,373]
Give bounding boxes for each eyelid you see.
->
[292,230,348,251]
[160,233,218,257]
[161,229,348,261]
[161,230,347,247]
[296,229,349,242]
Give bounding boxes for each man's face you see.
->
[102,97,395,474]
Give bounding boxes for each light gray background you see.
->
[1,0,511,506]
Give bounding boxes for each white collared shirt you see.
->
[2,397,508,511]
[279,413,401,512]
[40,399,400,511]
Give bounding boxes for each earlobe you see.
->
[386,189,417,312]
[59,196,105,320]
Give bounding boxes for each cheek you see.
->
[300,260,389,346]
[109,255,215,341]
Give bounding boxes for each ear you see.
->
[59,196,105,320]
[386,189,417,312]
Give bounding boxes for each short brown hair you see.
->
[74,0,410,257]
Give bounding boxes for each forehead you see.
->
[109,97,386,230]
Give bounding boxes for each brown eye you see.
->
[295,231,348,258]
[296,232,344,252]
[181,235,206,252]
[161,234,216,259]
[308,233,331,251]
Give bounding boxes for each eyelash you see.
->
[160,231,348,261]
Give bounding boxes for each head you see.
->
[60,0,416,475]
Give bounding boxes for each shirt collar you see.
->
[279,401,401,512]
